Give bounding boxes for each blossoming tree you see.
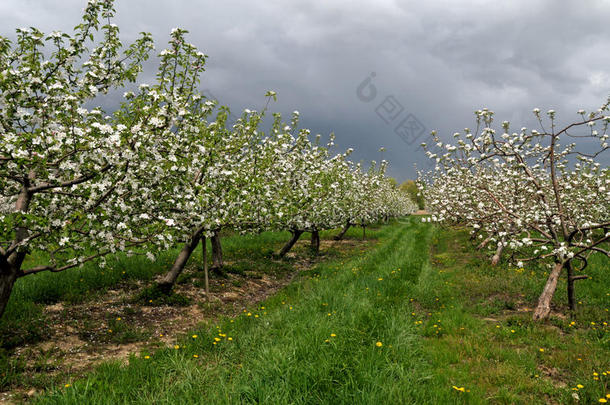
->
[420,100,610,320]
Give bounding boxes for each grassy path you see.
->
[36,219,443,404]
[32,218,610,404]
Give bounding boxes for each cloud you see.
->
[1,0,609,180]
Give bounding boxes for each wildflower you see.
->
[116,317,121,321]
[174,345,180,349]
[228,337,233,341]
[539,348,545,352]
[378,278,383,281]
[192,335,198,339]
[330,333,336,337]
[214,337,221,342]
[247,312,252,316]
[577,384,584,389]
[64,384,71,388]
[452,386,465,392]
[144,355,150,359]
[193,355,199,358]
[599,399,607,403]
[376,341,383,347]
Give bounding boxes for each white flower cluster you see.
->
[0,1,415,316]
[418,101,610,268]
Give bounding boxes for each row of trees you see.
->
[0,1,415,319]
[419,101,609,320]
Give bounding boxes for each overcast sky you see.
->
[2,0,609,181]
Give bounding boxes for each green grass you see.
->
[4,218,609,403]
[0,230,297,350]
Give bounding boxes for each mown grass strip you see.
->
[36,218,441,404]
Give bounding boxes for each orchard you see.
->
[0,0,415,319]
[1,1,608,403]
[419,101,609,320]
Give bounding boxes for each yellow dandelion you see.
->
[214,337,221,342]
[452,386,465,392]
[144,355,150,359]
[228,337,233,341]
[539,348,545,352]
[247,312,252,316]
[64,384,71,388]
[599,399,607,403]
[116,317,121,321]
[577,384,584,389]
[174,345,180,349]
[193,354,199,358]
[376,341,383,347]
[192,335,198,339]
[330,333,336,337]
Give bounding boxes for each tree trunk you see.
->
[211,231,223,270]
[277,230,303,258]
[533,262,563,320]
[491,242,504,266]
[566,260,574,311]
[333,222,351,241]
[0,266,18,319]
[362,225,366,240]
[477,236,491,250]
[157,228,204,294]
[310,230,320,254]
[202,236,209,299]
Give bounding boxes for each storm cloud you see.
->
[2,0,609,180]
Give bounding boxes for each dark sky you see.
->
[2,0,609,181]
